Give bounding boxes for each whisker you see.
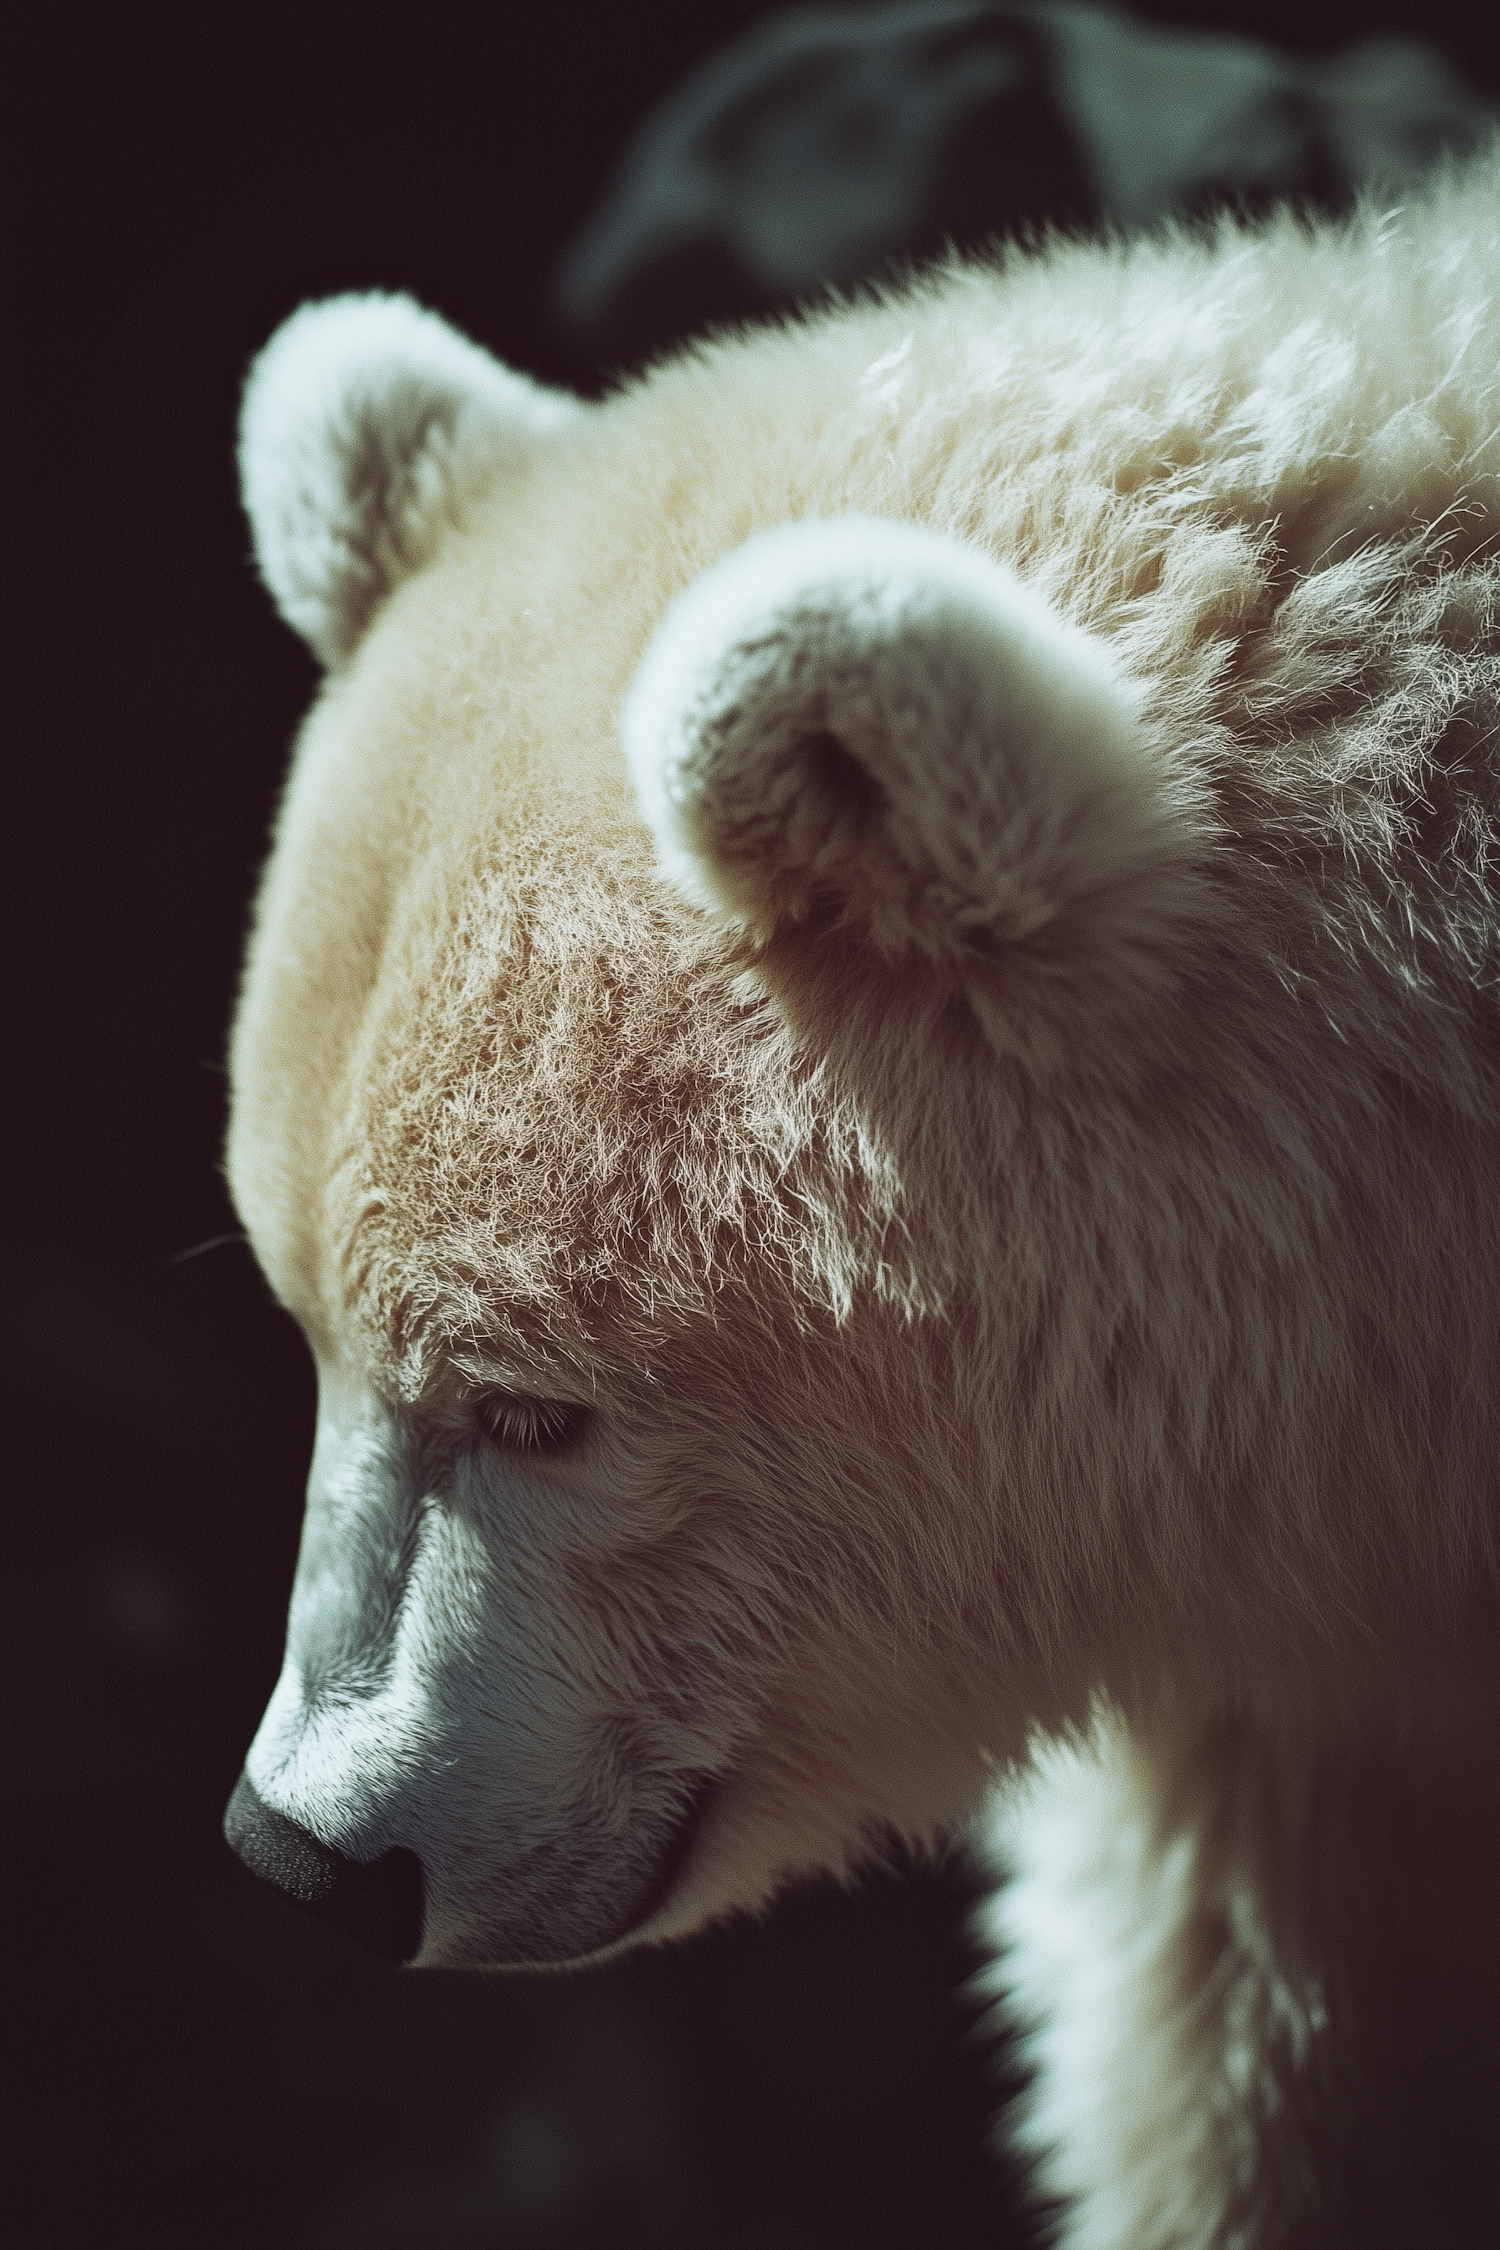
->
[169,1232,250,1265]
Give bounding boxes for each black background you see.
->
[6,6,1497,2246]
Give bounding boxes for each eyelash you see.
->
[475,1395,590,1454]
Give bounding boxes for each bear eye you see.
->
[475,1394,590,1455]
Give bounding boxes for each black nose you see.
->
[224,1772,425,1963]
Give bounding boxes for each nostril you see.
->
[223,1771,425,1964]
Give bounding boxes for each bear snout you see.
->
[223,1771,425,1964]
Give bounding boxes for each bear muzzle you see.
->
[223,1770,426,1963]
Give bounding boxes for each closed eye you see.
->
[475,1394,590,1455]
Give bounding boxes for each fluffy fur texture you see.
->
[228,157,1498,2247]
[975,1707,1499,2247]
[240,293,578,665]
[621,513,1208,997]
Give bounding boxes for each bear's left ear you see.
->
[240,294,581,667]
[623,515,1209,993]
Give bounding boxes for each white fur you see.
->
[226,158,1500,2243]
[974,1706,1498,2249]
[246,1375,735,1967]
[622,515,1212,1003]
[975,1725,1318,2250]
[239,293,578,665]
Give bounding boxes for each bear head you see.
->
[222,287,1495,1967]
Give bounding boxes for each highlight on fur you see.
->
[223,149,1500,2250]
[621,513,1211,979]
[239,292,578,665]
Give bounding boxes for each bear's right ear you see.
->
[239,294,581,667]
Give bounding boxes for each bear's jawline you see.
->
[609,1770,721,1948]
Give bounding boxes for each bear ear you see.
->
[239,294,581,667]
[622,515,1208,990]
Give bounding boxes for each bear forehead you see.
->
[233,585,924,1396]
[330,840,895,1398]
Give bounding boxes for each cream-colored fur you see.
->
[240,293,579,664]
[976,1703,1498,2247]
[230,155,1498,2246]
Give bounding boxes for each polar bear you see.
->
[223,156,1499,2248]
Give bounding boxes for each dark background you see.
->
[6,6,1497,2246]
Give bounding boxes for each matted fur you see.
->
[229,155,1498,2247]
